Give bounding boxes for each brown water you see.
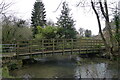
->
[10,54,119,79]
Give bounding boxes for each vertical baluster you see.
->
[53,39,55,54]
[71,39,73,54]
[42,39,44,54]
[62,39,64,54]
[79,38,81,54]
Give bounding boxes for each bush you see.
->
[35,26,62,39]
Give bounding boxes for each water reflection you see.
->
[74,63,108,78]
[10,54,119,78]
[74,56,118,78]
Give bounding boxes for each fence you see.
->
[2,38,104,57]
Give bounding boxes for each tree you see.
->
[56,2,77,39]
[46,20,55,26]
[0,0,13,41]
[85,29,92,37]
[79,28,85,37]
[14,19,26,27]
[114,8,120,52]
[91,0,117,59]
[2,15,33,41]
[75,0,119,59]
[31,0,46,37]
[0,0,12,14]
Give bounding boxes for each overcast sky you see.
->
[2,0,120,35]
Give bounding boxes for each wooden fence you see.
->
[2,38,104,57]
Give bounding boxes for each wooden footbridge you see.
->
[2,38,105,58]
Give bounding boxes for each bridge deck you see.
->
[2,48,104,58]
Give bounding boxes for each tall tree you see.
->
[79,28,85,37]
[85,29,92,37]
[114,8,120,52]
[31,0,46,37]
[91,0,117,59]
[56,2,77,39]
[2,15,33,41]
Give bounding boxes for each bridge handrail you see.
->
[2,39,104,56]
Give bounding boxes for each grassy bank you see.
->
[2,66,14,78]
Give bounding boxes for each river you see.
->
[10,53,119,79]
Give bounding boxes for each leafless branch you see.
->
[91,0,108,49]
[53,0,63,12]
[0,0,13,14]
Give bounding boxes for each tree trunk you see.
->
[91,0,113,59]
[91,1,107,48]
[114,11,120,53]
[99,0,116,59]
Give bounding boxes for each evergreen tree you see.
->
[56,2,77,39]
[31,0,46,37]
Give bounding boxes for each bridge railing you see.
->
[2,41,16,57]
[2,38,104,57]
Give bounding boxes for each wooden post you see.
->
[91,39,93,53]
[56,39,58,50]
[28,40,30,53]
[30,40,33,53]
[86,39,90,53]
[92,39,94,53]
[94,39,96,53]
[85,39,88,54]
[62,39,65,54]
[90,39,92,53]
[53,39,55,54]
[29,40,33,58]
[71,39,73,54]
[42,39,44,54]
[98,40,101,53]
[16,41,19,59]
[79,38,81,54]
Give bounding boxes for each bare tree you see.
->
[55,0,119,59]
[75,0,119,59]
[79,28,85,37]
[91,0,120,59]
[0,0,13,14]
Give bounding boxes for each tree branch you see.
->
[0,0,13,14]
[91,0,108,48]
[53,0,63,12]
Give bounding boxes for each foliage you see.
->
[31,0,46,37]
[35,26,63,39]
[114,13,120,41]
[85,29,92,37]
[56,2,77,39]
[79,28,85,37]
[43,26,57,39]
[91,0,115,59]
[14,19,27,27]
[2,66,13,78]
[2,16,33,42]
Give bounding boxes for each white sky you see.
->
[1,0,120,35]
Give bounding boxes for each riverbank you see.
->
[2,66,14,78]
[2,52,119,79]
[9,54,119,78]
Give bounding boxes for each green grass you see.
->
[2,66,14,78]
